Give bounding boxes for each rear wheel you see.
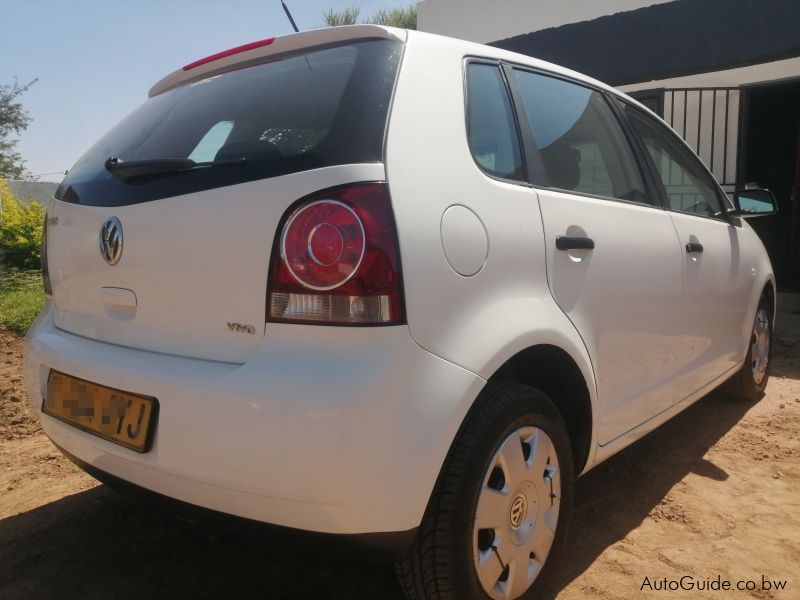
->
[396,383,574,600]
[726,294,772,402]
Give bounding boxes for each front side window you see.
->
[622,103,724,218]
[465,63,525,182]
[512,69,648,203]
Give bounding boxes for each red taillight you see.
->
[282,200,366,290]
[182,37,276,71]
[268,183,405,325]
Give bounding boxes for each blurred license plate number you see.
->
[43,370,157,453]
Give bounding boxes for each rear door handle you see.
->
[685,242,704,254]
[556,236,595,251]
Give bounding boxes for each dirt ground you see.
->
[1,314,799,600]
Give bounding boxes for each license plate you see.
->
[43,370,158,453]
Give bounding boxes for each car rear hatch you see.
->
[47,27,404,363]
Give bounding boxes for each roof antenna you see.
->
[281,1,300,32]
[280,0,310,70]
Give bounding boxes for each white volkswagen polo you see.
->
[25,25,777,600]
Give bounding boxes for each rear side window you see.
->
[621,103,724,218]
[57,39,402,206]
[465,63,525,182]
[512,69,648,203]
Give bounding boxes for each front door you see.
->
[621,102,750,391]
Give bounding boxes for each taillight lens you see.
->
[268,183,404,325]
[41,212,52,296]
[282,200,366,290]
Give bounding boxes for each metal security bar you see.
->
[663,88,740,188]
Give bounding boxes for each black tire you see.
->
[396,382,574,600]
[725,293,773,402]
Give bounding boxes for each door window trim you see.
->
[628,89,665,116]
[614,98,736,224]
[501,61,663,210]
[462,57,530,188]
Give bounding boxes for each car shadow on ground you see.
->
[543,386,752,599]
[0,386,758,600]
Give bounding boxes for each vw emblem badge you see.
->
[509,493,527,530]
[99,216,123,265]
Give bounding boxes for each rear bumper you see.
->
[24,302,485,536]
[53,441,417,559]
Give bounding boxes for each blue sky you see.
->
[1,0,415,182]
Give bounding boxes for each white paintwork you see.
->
[24,26,775,538]
[49,163,385,363]
[417,0,674,44]
[100,287,136,307]
[668,214,752,377]
[535,189,686,444]
[440,205,488,276]
[26,307,484,533]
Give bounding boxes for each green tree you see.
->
[0,78,37,180]
[0,178,45,269]
[322,5,416,29]
[370,6,416,29]
[322,6,360,26]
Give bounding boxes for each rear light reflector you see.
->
[270,293,392,324]
[42,212,52,296]
[268,183,404,325]
[182,37,276,71]
[282,200,365,290]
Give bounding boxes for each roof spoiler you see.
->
[148,25,407,98]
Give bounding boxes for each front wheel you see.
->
[396,383,574,600]
[726,293,773,402]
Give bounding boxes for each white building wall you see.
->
[417,0,674,44]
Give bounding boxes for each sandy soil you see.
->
[1,316,799,599]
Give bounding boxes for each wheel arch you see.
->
[487,344,594,475]
[763,278,776,320]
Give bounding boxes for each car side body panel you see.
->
[594,235,773,465]
[385,32,601,473]
[535,189,687,446]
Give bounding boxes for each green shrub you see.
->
[0,178,45,270]
[0,267,44,335]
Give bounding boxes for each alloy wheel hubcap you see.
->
[509,494,527,530]
[751,308,770,386]
[472,426,561,599]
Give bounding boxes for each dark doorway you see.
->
[740,79,800,290]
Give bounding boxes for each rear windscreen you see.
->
[57,39,402,206]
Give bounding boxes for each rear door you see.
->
[46,38,401,363]
[508,67,687,445]
[620,103,751,386]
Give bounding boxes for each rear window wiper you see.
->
[105,156,246,181]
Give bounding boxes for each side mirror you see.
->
[730,187,778,218]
